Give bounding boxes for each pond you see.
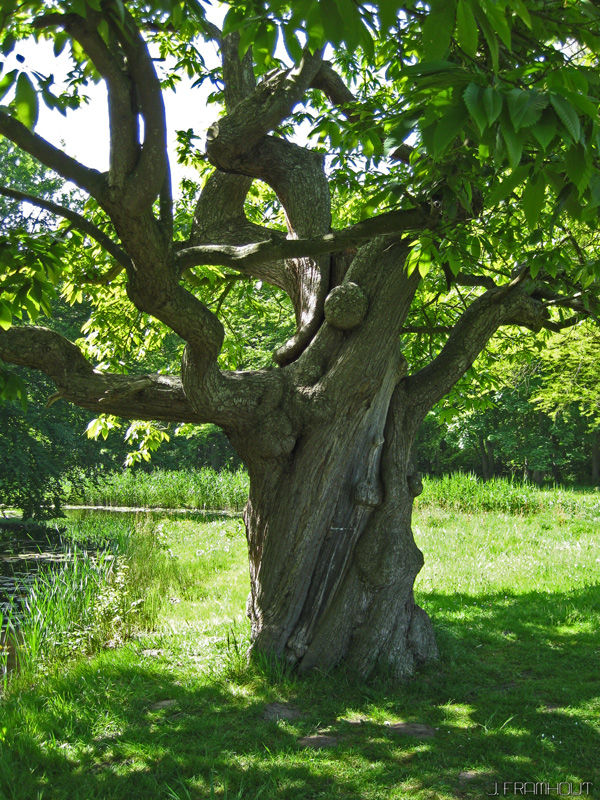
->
[0,507,240,678]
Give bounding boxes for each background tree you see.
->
[414,345,596,485]
[1,0,600,679]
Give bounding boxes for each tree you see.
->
[533,322,600,482]
[1,0,600,679]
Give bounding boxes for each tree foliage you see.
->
[0,0,599,392]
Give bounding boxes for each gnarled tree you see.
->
[1,0,600,679]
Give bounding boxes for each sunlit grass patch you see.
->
[0,482,599,799]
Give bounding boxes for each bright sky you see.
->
[3,31,223,189]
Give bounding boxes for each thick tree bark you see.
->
[242,386,437,680]
[229,241,438,679]
[478,435,495,481]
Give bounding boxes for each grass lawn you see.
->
[0,497,598,799]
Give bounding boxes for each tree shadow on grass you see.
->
[0,584,598,799]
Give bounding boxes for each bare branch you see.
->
[453,272,497,290]
[36,9,140,186]
[107,7,169,212]
[0,109,104,198]
[33,4,168,215]
[0,186,132,269]
[404,285,550,426]
[177,206,437,275]
[0,326,201,423]
[541,315,582,333]
[401,325,452,334]
[205,49,324,171]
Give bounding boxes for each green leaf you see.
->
[222,7,246,37]
[479,0,511,50]
[14,72,39,129]
[469,235,481,259]
[2,372,24,402]
[406,244,420,277]
[282,26,303,62]
[113,0,125,24]
[378,1,403,31]
[549,183,574,235]
[447,249,461,276]
[500,115,526,168]
[0,299,12,331]
[1,33,16,57]
[305,3,325,50]
[587,173,600,209]
[463,82,487,135]
[551,85,597,120]
[530,110,557,152]
[522,173,546,227]
[455,0,479,58]
[564,144,592,195]
[86,418,103,439]
[320,0,345,46]
[507,89,547,131]
[506,0,532,28]
[550,94,580,143]
[333,0,367,51]
[418,258,432,278]
[422,0,457,62]
[483,87,503,125]
[0,68,17,102]
[487,163,531,206]
[473,5,499,72]
[433,104,467,157]
[69,0,89,18]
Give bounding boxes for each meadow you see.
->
[0,473,598,799]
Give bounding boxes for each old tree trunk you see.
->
[235,242,438,678]
[0,14,556,680]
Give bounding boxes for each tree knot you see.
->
[324,282,368,331]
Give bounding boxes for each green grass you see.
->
[0,480,599,799]
[419,471,600,516]
[65,468,249,512]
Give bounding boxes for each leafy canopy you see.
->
[0,0,600,421]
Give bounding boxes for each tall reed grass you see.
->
[419,471,600,516]
[66,468,249,512]
[1,517,177,687]
[66,467,600,518]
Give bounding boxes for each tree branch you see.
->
[0,326,201,423]
[541,315,582,333]
[107,7,169,213]
[0,186,132,269]
[0,109,104,198]
[401,325,452,334]
[177,206,437,275]
[188,171,290,289]
[205,49,323,171]
[33,4,168,215]
[221,31,256,113]
[310,61,412,164]
[454,272,497,290]
[36,8,140,188]
[404,285,550,426]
